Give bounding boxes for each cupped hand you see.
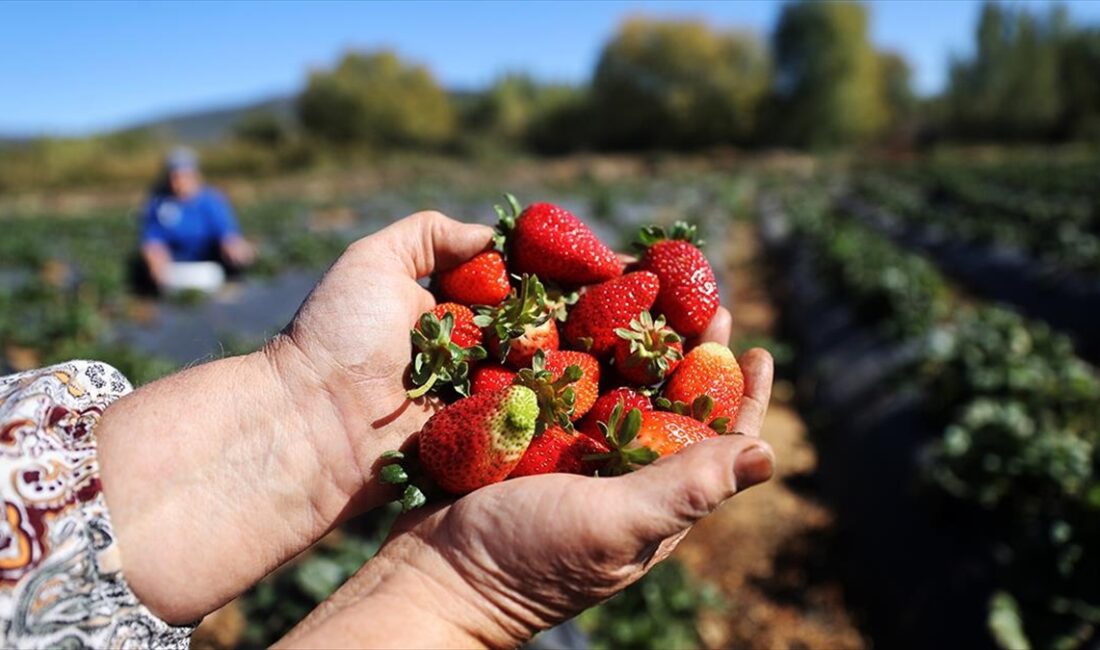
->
[274,211,495,505]
[281,340,774,649]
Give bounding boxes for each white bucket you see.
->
[163,261,226,294]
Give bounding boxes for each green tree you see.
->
[234,112,289,147]
[944,2,1070,140]
[591,18,771,149]
[467,73,589,149]
[298,51,456,148]
[772,1,889,148]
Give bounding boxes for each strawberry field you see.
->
[2,153,1098,649]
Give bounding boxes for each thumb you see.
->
[611,435,775,543]
[370,210,495,280]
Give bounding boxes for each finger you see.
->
[695,306,732,347]
[612,435,775,543]
[733,348,774,437]
[366,210,495,280]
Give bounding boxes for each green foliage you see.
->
[943,2,1100,142]
[234,111,290,147]
[772,1,890,148]
[578,560,723,650]
[592,18,771,149]
[298,50,456,149]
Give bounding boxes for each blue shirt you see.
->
[140,188,241,262]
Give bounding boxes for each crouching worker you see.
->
[136,147,255,294]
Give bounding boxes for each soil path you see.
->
[672,219,866,649]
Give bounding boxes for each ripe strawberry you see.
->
[514,350,585,433]
[437,250,511,307]
[563,271,659,357]
[407,304,487,398]
[476,274,560,368]
[508,425,609,477]
[578,388,653,441]
[470,364,517,394]
[428,303,482,348]
[662,342,745,428]
[496,194,621,286]
[418,385,539,494]
[544,350,600,420]
[590,404,717,474]
[635,222,719,338]
[613,311,683,386]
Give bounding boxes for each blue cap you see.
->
[166,147,199,173]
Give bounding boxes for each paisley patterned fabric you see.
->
[0,361,193,648]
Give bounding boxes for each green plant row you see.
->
[856,172,1100,275]
[778,186,1100,649]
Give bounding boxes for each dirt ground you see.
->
[672,220,866,650]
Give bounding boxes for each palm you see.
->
[388,349,775,639]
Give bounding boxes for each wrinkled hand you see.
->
[281,344,774,649]
[396,350,774,646]
[274,212,495,505]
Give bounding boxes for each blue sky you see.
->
[2,0,1099,136]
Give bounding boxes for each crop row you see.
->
[854,171,1100,275]
[769,184,1100,649]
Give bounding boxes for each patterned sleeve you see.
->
[0,361,194,648]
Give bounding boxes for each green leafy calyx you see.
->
[407,311,487,399]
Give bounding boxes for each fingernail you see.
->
[734,446,774,490]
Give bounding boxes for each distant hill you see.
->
[127,94,298,143]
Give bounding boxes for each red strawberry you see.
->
[579,388,653,441]
[428,303,482,348]
[437,250,511,307]
[514,350,586,433]
[613,311,683,386]
[662,342,745,428]
[590,405,717,474]
[407,304,487,398]
[477,274,560,368]
[508,425,609,477]
[471,364,518,394]
[496,194,621,286]
[544,350,600,420]
[635,222,719,338]
[418,386,539,494]
[563,271,659,357]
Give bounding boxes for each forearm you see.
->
[96,335,413,623]
[141,242,172,284]
[276,531,517,649]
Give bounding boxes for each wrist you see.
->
[278,529,527,649]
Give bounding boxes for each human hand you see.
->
[99,211,493,623]
[280,345,775,649]
[220,234,256,267]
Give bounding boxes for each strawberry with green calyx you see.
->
[662,342,745,426]
[470,364,518,395]
[508,425,609,477]
[475,274,559,368]
[543,350,600,420]
[418,386,539,494]
[613,311,683,386]
[495,193,622,286]
[635,221,719,338]
[563,271,660,358]
[578,388,653,441]
[514,350,582,435]
[653,394,732,434]
[587,404,717,475]
[407,305,487,399]
[437,250,511,307]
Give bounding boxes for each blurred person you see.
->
[0,211,775,647]
[137,147,255,293]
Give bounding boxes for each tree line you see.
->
[290,1,1100,153]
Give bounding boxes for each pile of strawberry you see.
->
[383,195,745,510]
